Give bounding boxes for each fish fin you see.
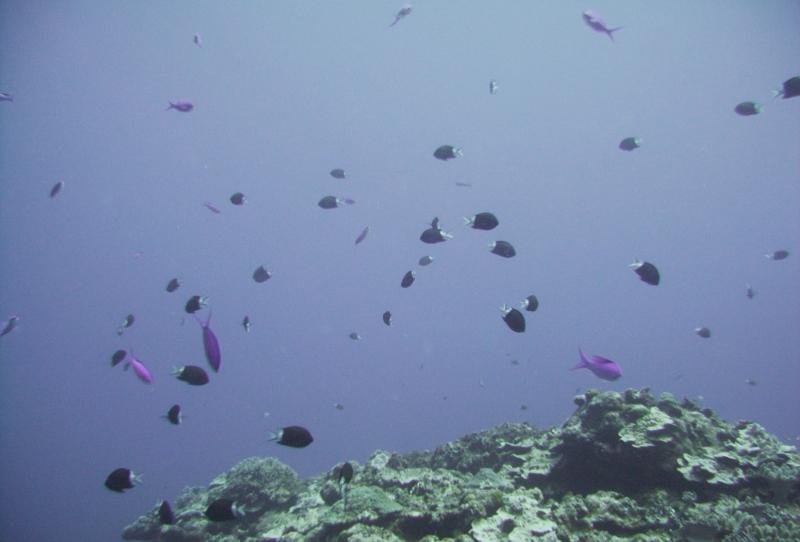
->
[771,89,783,99]
[571,348,590,370]
[165,103,174,111]
[607,27,622,41]
[463,216,474,226]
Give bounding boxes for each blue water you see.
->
[1,2,798,540]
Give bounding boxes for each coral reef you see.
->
[122,389,800,541]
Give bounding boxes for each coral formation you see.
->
[122,389,800,541]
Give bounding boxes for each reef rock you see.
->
[122,389,800,541]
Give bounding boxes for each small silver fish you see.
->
[489,80,499,95]
[242,315,251,333]
[193,33,202,47]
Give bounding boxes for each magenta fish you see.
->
[571,348,622,381]
[195,311,221,372]
[582,10,622,41]
[127,352,154,384]
[166,101,194,112]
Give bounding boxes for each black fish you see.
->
[520,295,539,312]
[349,332,361,341]
[464,212,499,230]
[501,305,526,333]
[630,259,660,285]
[766,250,789,260]
[111,349,127,367]
[734,102,762,116]
[173,365,209,386]
[694,327,711,339]
[164,404,182,425]
[253,265,272,283]
[420,217,452,244]
[116,313,135,336]
[205,498,245,522]
[618,137,641,151]
[776,75,800,99]
[401,270,415,288]
[50,181,64,198]
[433,145,462,160]
[230,192,246,205]
[382,310,392,326]
[330,168,346,179]
[270,425,314,448]
[489,241,516,258]
[158,500,175,525]
[104,467,138,492]
[185,295,208,314]
[418,255,434,266]
[338,462,354,513]
[166,278,181,293]
[318,195,354,209]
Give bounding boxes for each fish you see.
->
[355,226,370,245]
[334,403,345,410]
[501,304,526,333]
[745,284,755,299]
[338,462,354,513]
[389,4,412,27]
[571,348,622,381]
[455,182,472,187]
[520,295,539,312]
[433,145,463,161]
[420,217,453,244]
[104,467,140,492]
[745,378,757,386]
[158,500,175,525]
[172,365,209,386]
[242,315,251,333]
[401,270,416,288]
[734,102,762,116]
[253,265,272,283]
[330,168,346,179]
[166,278,181,293]
[318,195,355,209]
[185,295,208,314]
[520,404,528,411]
[203,201,221,214]
[582,10,622,41]
[205,499,245,522]
[773,75,800,99]
[166,101,194,112]
[619,137,641,151]
[50,181,64,198]
[269,425,314,448]
[164,404,182,425]
[193,33,202,48]
[230,192,246,205]
[111,349,127,367]
[489,80,499,95]
[694,327,711,339]
[489,240,516,258]
[382,310,392,326]
[116,313,135,336]
[194,311,221,372]
[349,332,361,341]
[464,212,499,231]
[418,255,434,266]
[127,353,154,384]
[630,259,660,285]
[0,315,19,338]
[0,92,13,102]
[765,250,789,260]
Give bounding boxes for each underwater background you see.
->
[0,2,798,541]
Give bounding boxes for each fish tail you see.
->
[571,348,589,370]
[771,89,782,99]
[463,216,473,226]
[165,102,174,111]
[607,27,622,41]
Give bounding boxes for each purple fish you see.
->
[195,311,221,372]
[127,353,154,384]
[203,201,221,214]
[355,226,370,245]
[0,315,19,337]
[389,4,412,27]
[166,101,194,112]
[582,10,622,41]
[571,348,622,381]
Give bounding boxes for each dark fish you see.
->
[185,295,208,314]
[520,295,539,312]
[464,212,499,230]
[745,378,757,386]
[420,217,453,244]
[318,195,355,209]
[619,137,641,151]
[104,468,139,492]
[630,259,660,285]
[205,498,245,522]
[203,201,221,214]
[0,91,12,102]
[330,168,346,179]
[501,305,526,333]
[354,226,370,245]
[382,310,392,326]
[746,284,755,299]
[116,313,135,336]
[0,315,18,338]
[166,278,181,293]
[401,270,416,288]
[582,10,622,41]
[694,327,711,339]
[242,315,251,333]
[269,425,314,448]
[774,75,800,99]
[455,181,472,187]
[334,402,344,410]
[164,404,182,425]
[433,145,463,161]
[253,265,272,283]
[230,192,246,205]
[489,80,499,95]
[489,240,516,258]
[338,462,354,513]
[765,250,789,260]
[158,500,175,525]
[349,332,361,341]
[389,4,412,27]
[418,255,434,266]
[167,101,194,112]
[520,404,528,411]
[172,365,209,386]
[193,33,202,47]
[50,181,64,198]
[111,349,127,367]
[734,102,762,116]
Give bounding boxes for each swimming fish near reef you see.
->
[50,181,64,198]
[253,265,272,283]
[338,462,354,512]
[382,310,392,326]
[418,255,434,266]
[230,192,246,205]
[520,295,539,312]
[0,315,19,338]
[773,76,800,99]
[420,217,453,244]
[389,4,412,27]
[116,313,135,336]
[630,259,660,285]
[765,250,789,260]
[172,365,209,386]
[127,352,154,384]
[619,137,641,151]
[166,101,194,112]
[269,425,314,448]
[489,240,516,258]
[355,226,370,245]
[501,304,526,333]
[401,270,416,288]
[572,348,622,381]
[205,499,245,522]
[582,10,622,41]
[104,468,140,492]
[111,349,127,367]
[318,195,355,209]
[163,404,182,425]
[185,295,208,314]
[242,315,251,333]
[166,278,181,293]
[694,327,711,339]
[194,311,221,372]
[330,168,346,179]
[464,212,499,230]
[734,102,762,116]
[158,500,175,525]
[433,145,463,161]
